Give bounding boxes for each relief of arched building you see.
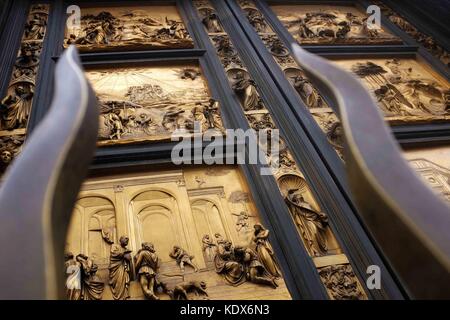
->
[65,166,292,300]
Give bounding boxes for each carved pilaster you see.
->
[0,4,49,173]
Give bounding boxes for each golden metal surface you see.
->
[85,62,224,146]
[65,5,193,52]
[271,4,401,45]
[332,57,450,124]
[404,146,450,202]
[65,166,292,300]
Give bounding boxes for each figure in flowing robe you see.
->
[235,246,278,288]
[202,12,222,33]
[64,252,81,300]
[285,189,329,256]
[1,84,34,130]
[232,71,261,111]
[252,223,281,278]
[214,240,245,286]
[108,236,132,300]
[76,254,104,300]
[202,235,217,262]
[25,14,47,40]
[292,75,323,108]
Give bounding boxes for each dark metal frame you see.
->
[0,0,30,102]
[1,0,446,300]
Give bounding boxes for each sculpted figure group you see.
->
[65,235,207,300]
[211,224,281,289]
[65,223,282,300]
[99,97,223,142]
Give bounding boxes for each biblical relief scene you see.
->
[85,63,224,146]
[271,4,401,45]
[65,166,291,300]
[333,58,450,124]
[64,5,193,52]
[403,146,450,203]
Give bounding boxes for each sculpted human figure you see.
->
[233,211,251,232]
[64,252,81,300]
[252,223,281,277]
[134,242,160,300]
[234,246,278,289]
[202,12,222,33]
[285,189,329,256]
[202,235,217,262]
[0,84,34,130]
[25,13,47,40]
[169,245,199,272]
[292,75,323,108]
[247,10,266,33]
[106,110,125,140]
[192,105,208,132]
[232,71,261,111]
[214,240,245,285]
[76,254,105,300]
[1,150,13,166]
[202,99,222,130]
[108,236,132,300]
[214,233,226,245]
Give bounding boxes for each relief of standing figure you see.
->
[134,242,161,300]
[202,11,222,33]
[64,252,81,300]
[108,236,132,300]
[252,223,281,278]
[76,254,105,300]
[202,235,217,262]
[0,83,34,130]
[232,71,261,111]
[285,189,329,256]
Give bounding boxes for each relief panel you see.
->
[65,166,292,300]
[85,62,224,146]
[403,146,450,203]
[65,5,193,52]
[270,3,401,45]
[332,58,450,124]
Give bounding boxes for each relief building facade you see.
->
[0,0,448,300]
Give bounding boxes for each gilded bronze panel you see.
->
[403,146,450,203]
[270,4,401,45]
[65,166,292,300]
[65,5,193,52]
[85,62,224,146]
[332,58,450,124]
